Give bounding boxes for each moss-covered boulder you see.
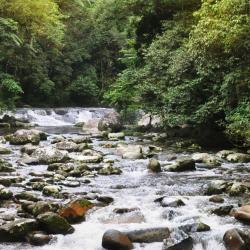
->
[37,212,74,235]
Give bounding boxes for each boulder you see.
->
[102,229,133,250]
[228,182,247,196]
[37,212,74,235]
[5,129,47,145]
[58,199,94,223]
[28,201,59,217]
[15,192,40,202]
[98,164,122,175]
[55,141,78,152]
[192,153,220,166]
[126,227,170,243]
[212,205,234,216]
[117,144,143,159]
[0,146,11,155]
[209,195,224,203]
[0,158,15,172]
[165,158,195,172]
[20,144,38,155]
[231,205,250,223]
[162,230,193,250]
[147,158,161,172]
[205,180,228,195]
[97,196,114,204]
[0,184,13,200]
[31,147,68,164]
[26,231,52,246]
[98,112,122,132]
[157,198,185,208]
[42,185,61,197]
[226,153,250,163]
[69,150,103,163]
[0,219,38,242]
[223,228,250,250]
[108,132,125,141]
[104,210,145,224]
[216,150,235,159]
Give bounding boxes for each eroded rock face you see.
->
[102,229,133,250]
[37,212,74,235]
[98,112,123,132]
[5,129,47,145]
[223,228,250,250]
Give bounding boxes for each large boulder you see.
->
[117,144,143,159]
[31,147,68,164]
[98,112,122,132]
[0,219,38,242]
[5,129,47,145]
[125,227,170,243]
[58,199,94,223]
[226,153,250,163]
[223,228,250,250]
[165,158,195,172]
[102,229,133,250]
[37,212,74,235]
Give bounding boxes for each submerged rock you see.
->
[102,229,133,250]
[37,212,74,235]
[223,228,250,250]
[125,227,170,243]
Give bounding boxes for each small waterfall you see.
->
[1,107,114,127]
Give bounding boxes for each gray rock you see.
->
[148,158,161,172]
[98,112,122,132]
[0,158,15,172]
[165,158,195,172]
[26,231,52,246]
[226,153,250,163]
[0,184,13,200]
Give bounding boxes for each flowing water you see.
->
[0,108,248,250]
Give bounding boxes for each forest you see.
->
[0,0,249,146]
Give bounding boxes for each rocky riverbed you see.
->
[0,108,249,250]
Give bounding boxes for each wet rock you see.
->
[126,227,170,243]
[102,229,133,250]
[212,205,234,216]
[61,180,80,187]
[98,111,123,132]
[179,222,210,233]
[29,201,59,217]
[20,144,38,155]
[69,150,103,163]
[15,192,40,202]
[104,210,145,224]
[108,132,125,140]
[228,182,247,196]
[42,185,61,197]
[226,153,250,163]
[231,205,250,223]
[98,164,122,175]
[0,219,38,242]
[26,231,52,246]
[37,212,74,235]
[209,195,224,203]
[205,180,228,195]
[55,141,78,152]
[148,158,161,172]
[31,147,69,164]
[59,199,94,223]
[69,136,92,144]
[0,158,15,172]
[117,144,143,159]
[0,146,11,154]
[162,230,193,250]
[216,150,235,159]
[31,182,47,191]
[97,196,114,204]
[0,184,13,200]
[192,153,220,166]
[113,208,140,214]
[223,228,250,250]
[162,210,181,220]
[165,158,195,172]
[5,129,47,145]
[156,197,185,208]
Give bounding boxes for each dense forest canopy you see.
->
[0,0,249,146]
